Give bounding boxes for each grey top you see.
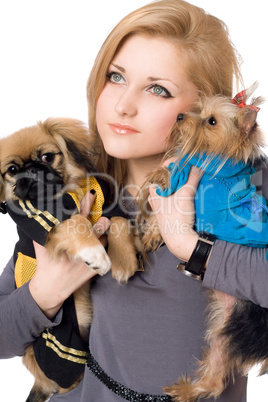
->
[0,165,268,402]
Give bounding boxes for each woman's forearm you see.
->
[0,259,62,358]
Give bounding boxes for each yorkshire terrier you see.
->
[0,118,142,402]
[139,83,268,401]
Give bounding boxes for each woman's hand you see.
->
[148,166,202,261]
[29,191,111,319]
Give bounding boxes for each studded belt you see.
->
[86,349,172,401]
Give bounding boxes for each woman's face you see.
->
[96,35,197,162]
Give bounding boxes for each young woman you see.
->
[0,1,267,401]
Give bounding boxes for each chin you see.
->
[103,143,136,160]
[103,141,166,162]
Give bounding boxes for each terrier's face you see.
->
[167,95,265,164]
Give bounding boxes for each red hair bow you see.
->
[231,90,260,112]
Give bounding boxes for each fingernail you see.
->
[90,189,96,195]
[93,227,102,234]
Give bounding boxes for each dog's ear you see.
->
[40,118,96,173]
[238,108,258,137]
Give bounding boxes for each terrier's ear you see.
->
[238,108,258,136]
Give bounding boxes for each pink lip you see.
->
[109,123,140,135]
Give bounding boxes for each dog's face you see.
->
[167,94,265,164]
[0,118,96,202]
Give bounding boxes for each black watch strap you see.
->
[177,232,214,280]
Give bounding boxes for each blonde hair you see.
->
[87,0,242,184]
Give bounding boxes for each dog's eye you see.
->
[41,153,55,164]
[6,165,19,177]
[207,116,217,126]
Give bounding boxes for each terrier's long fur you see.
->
[139,84,268,401]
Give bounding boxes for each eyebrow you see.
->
[148,76,171,82]
[148,76,180,90]
[111,63,125,73]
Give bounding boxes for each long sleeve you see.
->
[203,163,268,308]
[0,257,62,358]
[203,241,268,307]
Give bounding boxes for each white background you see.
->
[0,1,267,400]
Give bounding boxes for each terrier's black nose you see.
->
[177,113,185,122]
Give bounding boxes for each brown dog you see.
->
[139,84,268,401]
[0,118,142,401]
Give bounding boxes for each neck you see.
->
[124,154,164,196]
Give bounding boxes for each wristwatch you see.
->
[177,232,215,280]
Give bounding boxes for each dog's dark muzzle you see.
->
[14,162,64,201]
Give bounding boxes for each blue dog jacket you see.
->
[156,153,268,253]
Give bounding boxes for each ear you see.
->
[40,118,97,173]
[237,108,258,136]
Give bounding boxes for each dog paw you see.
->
[111,260,138,284]
[75,245,111,276]
[142,231,163,252]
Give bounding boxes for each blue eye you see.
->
[153,86,165,95]
[106,71,125,84]
[148,84,172,98]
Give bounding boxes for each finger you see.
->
[33,241,47,258]
[162,156,178,167]
[93,217,111,238]
[33,240,68,265]
[148,185,161,212]
[80,191,96,217]
[187,166,204,187]
[148,184,157,198]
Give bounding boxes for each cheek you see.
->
[96,84,115,123]
[150,96,196,142]
[152,110,178,140]
[96,92,107,127]
[144,114,176,154]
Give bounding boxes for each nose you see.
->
[26,166,38,179]
[115,88,138,117]
[177,113,185,122]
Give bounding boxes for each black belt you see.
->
[87,350,172,402]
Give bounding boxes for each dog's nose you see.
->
[177,113,185,122]
[26,166,38,179]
